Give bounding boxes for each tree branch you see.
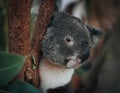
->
[31,0,55,87]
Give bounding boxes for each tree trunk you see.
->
[31,0,55,87]
[8,0,55,87]
[8,0,32,81]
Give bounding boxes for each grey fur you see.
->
[42,12,101,67]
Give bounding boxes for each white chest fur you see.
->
[39,59,74,93]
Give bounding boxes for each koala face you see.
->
[42,12,102,69]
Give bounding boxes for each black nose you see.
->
[79,47,90,63]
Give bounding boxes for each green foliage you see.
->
[0,0,8,51]
[0,0,41,92]
[0,52,25,87]
[0,89,11,93]
[9,80,41,93]
[1,80,41,93]
[0,52,41,93]
[75,68,84,76]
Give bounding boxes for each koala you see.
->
[39,11,102,93]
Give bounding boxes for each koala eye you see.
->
[64,36,74,46]
[65,37,71,43]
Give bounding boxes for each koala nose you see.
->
[79,47,90,63]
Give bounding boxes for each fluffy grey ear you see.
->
[87,25,103,45]
[87,25,103,36]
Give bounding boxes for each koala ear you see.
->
[86,25,103,45]
[87,25,103,36]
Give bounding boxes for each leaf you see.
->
[0,89,11,93]
[75,68,84,75]
[32,54,37,69]
[0,52,25,87]
[9,80,41,93]
[0,1,7,51]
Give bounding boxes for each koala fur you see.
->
[39,11,102,93]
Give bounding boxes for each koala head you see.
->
[42,12,102,69]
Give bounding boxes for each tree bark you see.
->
[31,0,55,87]
[8,0,55,87]
[8,0,32,81]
